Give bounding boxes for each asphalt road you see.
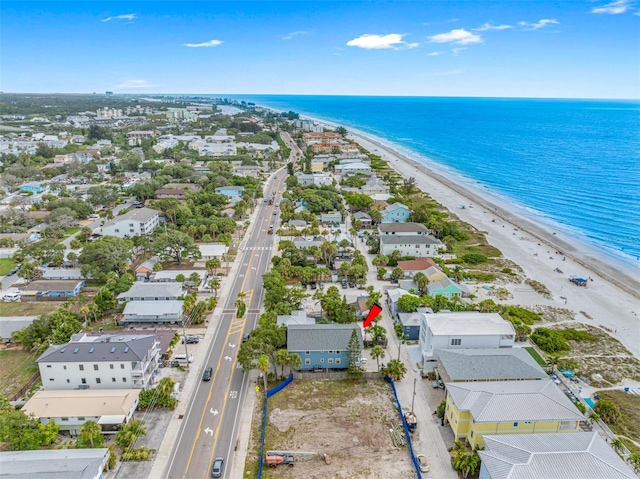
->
[165,169,287,479]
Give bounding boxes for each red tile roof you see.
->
[397,257,440,271]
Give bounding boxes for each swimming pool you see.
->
[583,397,595,408]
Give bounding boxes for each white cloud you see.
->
[346,33,414,49]
[518,19,559,30]
[283,30,308,40]
[428,29,483,45]
[474,22,513,31]
[116,79,156,89]
[452,47,467,56]
[102,13,136,23]
[184,39,223,48]
[427,52,440,56]
[592,0,631,14]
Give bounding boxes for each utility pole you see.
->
[411,377,417,413]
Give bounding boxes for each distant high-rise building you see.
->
[105,91,113,95]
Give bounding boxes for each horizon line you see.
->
[1,92,639,102]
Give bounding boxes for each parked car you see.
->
[202,366,213,381]
[174,354,194,363]
[2,291,22,302]
[417,454,430,473]
[348,281,355,288]
[182,336,199,344]
[341,280,348,289]
[432,380,444,389]
[310,282,317,290]
[211,457,224,477]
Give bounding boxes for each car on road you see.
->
[272,210,277,215]
[181,336,199,344]
[242,333,250,343]
[211,457,224,477]
[202,366,212,381]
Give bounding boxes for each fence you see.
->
[10,371,40,401]
[293,371,382,380]
[386,376,422,479]
[257,373,294,479]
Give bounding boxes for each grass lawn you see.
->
[64,227,81,235]
[0,349,39,399]
[525,347,547,366]
[0,301,62,316]
[0,258,16,276]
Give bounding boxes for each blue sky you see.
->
[1,1,639,98]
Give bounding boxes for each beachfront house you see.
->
[478,432,637,479]
[287,324,364,370]
[37,333,161,390]
[117,282,184,303]
[380,202,411,223]
[378,222,430,236]
[379,234,443,257]
[444,379,584,448]
[436,348,548,384]
[419,312,516,367]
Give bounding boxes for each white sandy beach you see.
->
[344,131,640,359]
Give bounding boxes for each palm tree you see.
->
[235,291,247,318]
[208,278,221,297]
[384,359,407,381]
[413,272,429,294]
[274,349,289,380]
[157,377,175,398]
[371,345,385,371]
[79,420,103,448]
[257,354,269,393]
[611,438,625,454]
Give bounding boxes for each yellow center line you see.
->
[206,287,257,472]
[183,241,258,475]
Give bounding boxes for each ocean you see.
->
[228,95,640,266]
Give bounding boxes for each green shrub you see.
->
[462,253,487,264]
[121,446,150,461]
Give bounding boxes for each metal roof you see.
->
[378,222,429,233]
[479,432,637,479]
[446,379,585,423]
[287,324,363,352]
[37,334,156,363]
[379,235,441,245]
[438,348,548,381]
[23,389,141,419]
[425,312,514,336]
[0,448,110,479]
[117,282,184,299]
[109,207,158,223]
[123,300,184,316]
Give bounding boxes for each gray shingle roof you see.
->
[479,432,637,479]
[438,348,547,381]
[112,207,158,222]
[446,379,584,423]
[287,324,363,352]
[37,334,156,363]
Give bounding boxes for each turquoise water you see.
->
[229,95,640,265]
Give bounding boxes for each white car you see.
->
[2,291,22,302]
[360,357,368,364]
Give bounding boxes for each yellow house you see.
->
[444,379,583,449]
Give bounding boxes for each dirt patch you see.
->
[244,379,417,479]
[0,348,39,398]
[0,301,62,316]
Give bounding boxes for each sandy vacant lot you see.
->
[244,379,418,479]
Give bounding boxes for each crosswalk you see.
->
[243,246,272,251]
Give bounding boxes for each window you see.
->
[93,364,99,370]
[61,417,69,421]
[81,378,87,384]
[470,431,474,438]
[451,339,462,346]
[336,350,340,354]
[66,379,70,383]
[305,351,310,355]
[320,358,324,362]
[96,378,101,384]
[328,350,333,354]
[49,378,54,381]
[513,422,519,427]
[129,223,134,227]
[122,378,127,382]
[112,378,116,382]
[305,359,310,365]
[110,364,114,369]
[336,358,341,364]
[63,365,67,370]
[115,229,120,233]
[78,417,85,421]
[46,365,52,368]
[79,364,84,371]
[130,229,134,233]
[328,358,334,363]
[121,364,125,369]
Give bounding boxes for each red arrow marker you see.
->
[363,303,382,328]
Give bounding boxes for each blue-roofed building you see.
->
[214,185,245,198]
[287,324,364,370]
[380,202,411,223]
